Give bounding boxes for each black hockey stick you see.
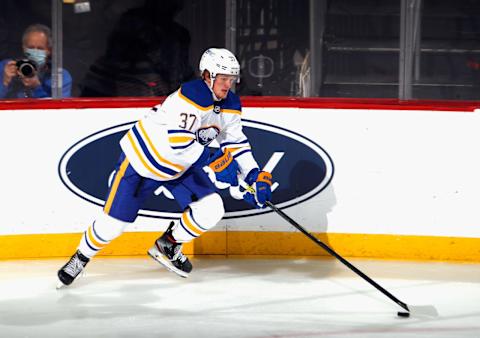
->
[239,180,440,317]
[239,181,410,313]
[268,198,442,317]
[264,200,410,313]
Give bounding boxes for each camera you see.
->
[16,59,37,78]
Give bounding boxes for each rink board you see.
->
[0,232,479,261]
[1,97,480,261]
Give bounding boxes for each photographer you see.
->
[0,24,72,99]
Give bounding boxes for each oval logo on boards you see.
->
[58,119,334,219]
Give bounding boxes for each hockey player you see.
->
[57,48,273,286]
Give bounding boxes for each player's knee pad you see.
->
[189,193,225,230]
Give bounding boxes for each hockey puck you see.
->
[397,311,410,318]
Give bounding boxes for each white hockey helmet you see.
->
[199,48,240,79]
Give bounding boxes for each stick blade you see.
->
[408,304,439,318]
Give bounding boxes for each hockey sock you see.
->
[171,193,224,242]
[78,212,130,258]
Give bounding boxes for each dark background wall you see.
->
[1,0,479,99]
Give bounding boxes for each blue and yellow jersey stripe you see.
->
[220,139,252,159]
[126,121,185,179]
[168,129,196,149]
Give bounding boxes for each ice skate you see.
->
[147,222,192,278]
[56,250,90,288]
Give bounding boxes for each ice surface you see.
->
[0,257,479,337]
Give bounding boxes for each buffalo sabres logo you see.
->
[213,105,221,114]
[196,125,220,145]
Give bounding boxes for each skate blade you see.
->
[56,281,67,289]
[55,271,86,290]
[147,250,188,278]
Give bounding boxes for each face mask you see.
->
[24,48,48,67]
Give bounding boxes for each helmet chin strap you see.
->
[208,76,221,101]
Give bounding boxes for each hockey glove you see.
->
[243,168,272,208]
[206,148,239,186]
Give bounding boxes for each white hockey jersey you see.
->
[120,79,259,181]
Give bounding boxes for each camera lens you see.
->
[16,60,37,78]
